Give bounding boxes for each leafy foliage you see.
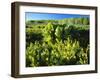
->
[26,18,90,67]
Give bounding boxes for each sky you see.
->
[25,12,89,21]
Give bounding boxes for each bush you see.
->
[26,37,89,67]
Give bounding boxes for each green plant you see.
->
[26,17,90,67]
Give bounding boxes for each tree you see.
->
[82,18,89,25]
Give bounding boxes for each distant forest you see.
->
[26,17,89,27]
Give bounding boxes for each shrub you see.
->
[26,37,89,67]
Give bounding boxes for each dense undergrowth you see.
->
[26,18,90,67]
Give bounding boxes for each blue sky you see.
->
[25,12,89,21]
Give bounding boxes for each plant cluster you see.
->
[26,21,89,67]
